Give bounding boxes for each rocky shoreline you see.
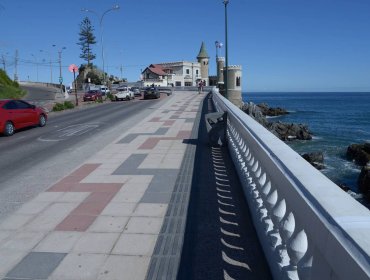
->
[241,102,312,141]
[241,102,370,204]
[346,143,370,200]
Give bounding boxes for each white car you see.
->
[100,86,110,95]
[114,87,134,101]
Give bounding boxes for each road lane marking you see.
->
[38,123,102,142]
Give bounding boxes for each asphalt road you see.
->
[21,84,59,100]
[0,97,166,221]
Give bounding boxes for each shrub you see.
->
[52,103,65,111]
[107,93,114,101]
[63,101,75,109]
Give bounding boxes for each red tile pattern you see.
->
[47,164,123,232]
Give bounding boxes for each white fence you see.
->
[211,88,370,280]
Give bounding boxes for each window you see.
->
[196,70,199,75]
[186,69,190,75]
[185,82,192,86]
[3,101,17,109]
[236,77,241,87]
[176,81,182,86]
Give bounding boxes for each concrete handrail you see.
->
[211,87,370,280]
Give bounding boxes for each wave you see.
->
[266,115,282,119]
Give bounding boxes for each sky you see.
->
[1,0,370,92]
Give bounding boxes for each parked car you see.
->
[99,86,110,95]
[144,87,160,99]
[0,99,47,136]
[83,90,103,102]
[113,87,134,101]
[130,87,141,97]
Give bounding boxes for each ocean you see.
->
[242,92,370,192]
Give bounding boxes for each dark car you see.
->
[143,87,160,99]
[0,99,47,136]
[131,87,141,97]
[83,90,103,102]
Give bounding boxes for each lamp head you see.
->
[223,0,229,5]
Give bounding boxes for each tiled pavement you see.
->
[0,91,204,280]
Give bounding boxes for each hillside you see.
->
[0,69,26,99]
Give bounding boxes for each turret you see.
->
[196,42,209,86]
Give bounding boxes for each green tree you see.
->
[77,17,96,67]
[86,71,101,85]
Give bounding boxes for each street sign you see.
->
[68,64,78,73]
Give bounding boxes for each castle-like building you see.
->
[141,42,210,87]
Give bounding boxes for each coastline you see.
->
[242,92,370,197]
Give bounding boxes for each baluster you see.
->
[257,178,271,222]
[297,237,313,280]
[284,219,308,280]
[271,198,286,248]
[278,210,295,268]
[264,188,278,234]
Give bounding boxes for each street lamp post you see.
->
[215,41,223,59]
[82,4,120,85]
[223,0,229,100]
[53,45,66,96]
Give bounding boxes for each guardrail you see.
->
[20,81,64,90]
[211,87,370,279]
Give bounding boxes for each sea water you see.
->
[242,92,370,191]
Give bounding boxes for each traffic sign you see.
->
[68,64,78,73]
[59,77,63,83]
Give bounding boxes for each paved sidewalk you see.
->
[0,91,203,280]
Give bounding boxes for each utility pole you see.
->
[223,0,229,100]
[1,54,5,71]
[120,64,123,81]
[14,50,19,82]
[58,51,63,94]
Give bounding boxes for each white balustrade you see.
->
[211,87,370,280]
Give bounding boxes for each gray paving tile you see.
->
[185,118,195,123]
[5,252,66,280]
[113,154,146,174]
[118,134,138,144]
[140,192,172,203]
[117,128,169,144]
[146,94,204,280]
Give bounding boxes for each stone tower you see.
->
[217,56,225,85]
[196,42,209,86]
[224,65,243,107]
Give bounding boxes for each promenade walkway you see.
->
[0,91,270,279]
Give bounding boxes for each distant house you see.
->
[141,42,210,87]
[141,62,203,87]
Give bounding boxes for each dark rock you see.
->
[267,121,312,141]
[338,183,351,192]
[358,164,370,198]
[241,102,312,141]
[302,152,325,170]
[241,102,268,126]
[257,103,289,116]
[347,143,370,166]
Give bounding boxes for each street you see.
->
[0,97,165,221]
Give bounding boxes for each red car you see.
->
[0,99,47,136]
[83,90,103,102]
